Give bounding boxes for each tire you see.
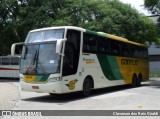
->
[132,74,137,88]
[49,93,56,96]
[137,74,142,87]
[83,78,92,97]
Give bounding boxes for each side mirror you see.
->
[56,38,67,55]
[11,42,24,56]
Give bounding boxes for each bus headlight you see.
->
[48,77,61,82]
[20,76,25,82]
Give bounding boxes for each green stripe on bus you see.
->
[97,54,124,80]
[35,75,49,82]
[86,30,107,38]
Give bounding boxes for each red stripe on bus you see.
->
[0,67,19,70]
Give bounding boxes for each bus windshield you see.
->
[20,42,61,75]
[25,29,64,43]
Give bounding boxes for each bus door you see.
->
[62,29,81,93]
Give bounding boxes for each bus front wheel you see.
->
[83,78,92,97]
[49,93,56,96]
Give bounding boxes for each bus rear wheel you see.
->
[132,74,137,88]
[83,78,92,97]
[137,74,142,87]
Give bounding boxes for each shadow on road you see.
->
[142,78,160,88]
[21,84,133,103]
[2,78,160,104]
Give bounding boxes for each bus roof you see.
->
[29,26,146,47]
[29,26,84,33]
[86,29,146,47]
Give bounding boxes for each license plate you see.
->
[32,86,39,89]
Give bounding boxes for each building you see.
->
[148,16,160,74]
[148,44,160,74]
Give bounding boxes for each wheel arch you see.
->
[133,73,137,78]
[83,75,94,89]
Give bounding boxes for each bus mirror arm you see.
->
[56,38,67,55]
[21,45,27,59]
[11,42,24,56]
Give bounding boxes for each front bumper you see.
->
[20,81,62,94]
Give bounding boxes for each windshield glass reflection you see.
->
[20,42,61,74]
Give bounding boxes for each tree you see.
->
[144,0,160,44]
[0,0,20,54]
[144,0,160,15]
[50,0,159,43]
[0,0,159,54]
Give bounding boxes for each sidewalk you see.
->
[0,83,20,110]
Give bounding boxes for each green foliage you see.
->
[0,0,159,54]
[144,0,160,45]
[144,0,160,14]
[150,73,160,78]
[0,0,20,54]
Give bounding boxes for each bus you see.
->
[11,26,149,96]
[0,56,20,78]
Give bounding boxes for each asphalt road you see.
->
[0,78,160,119]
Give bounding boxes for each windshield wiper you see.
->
[25,49,39,74]
[33,50,38,65]
[35,48,39,70]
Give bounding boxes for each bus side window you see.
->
[11,57,19,65]
[2,58,10,65]
[98,37,110,54]
[110,41,121,56]
[83,45,90,52]
[83,35,90,53]
[144,47,148,59]
[129,45,135,58]
[83,33,97,53]
[121,43,129,57]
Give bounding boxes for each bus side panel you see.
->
[97,55,124,80]
[97,55,149,85]
[81,54,101,88]
[116,57,149,84]
[82,54,125,89]
[61,74,83,93]
[81,54,102,88]
[0,65,19,78]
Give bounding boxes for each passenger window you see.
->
[121,43,129,57]
[83,33,97,53]
[97,37,111,54]
[2,58,10,65]
[11,57,19,65]
[110,41,121,56]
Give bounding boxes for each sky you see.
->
[119,0,150,15]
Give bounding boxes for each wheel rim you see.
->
[84,79,91,96]
[132,75,137,87]
[137,76,142,87]
[85,82,91,94]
